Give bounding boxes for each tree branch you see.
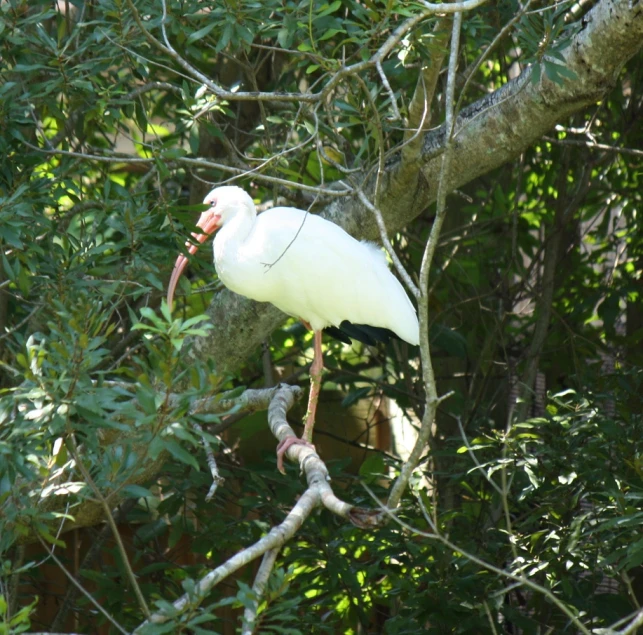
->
[387,9,463,510]
[184,0,643,377]
[241,548,280,635]
[124,0,472,104]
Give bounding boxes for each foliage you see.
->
[0,0,641,633]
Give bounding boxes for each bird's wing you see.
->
[237,208,419,345]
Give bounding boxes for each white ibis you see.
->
[167,186,419,472]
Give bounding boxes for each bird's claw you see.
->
[276,436,316,474]
[347,507,387,529]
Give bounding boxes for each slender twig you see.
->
[419,0,488,9]
[355,189,420,298]
[123,81,182,101]
[21,139,352,197]
[50,501,137,631]
[614,607,643,634]
[543,135,643,157]
[124,0,486,106]
[0,304,42,342]
[428,211,477,295]
[387,10,463,510]
[67,435,151,619]
[7,545,25,619]
[349,75,420,299]
[241,548,280,635]
[483,600,500,635]
[191,420,224,501]
[376,60,401,120]
[367,485,593,635]
[456,417,504,495]
[35,535,129,635]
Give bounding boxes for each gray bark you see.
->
[187,0,643,375]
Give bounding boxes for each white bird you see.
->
[167,186,419,471]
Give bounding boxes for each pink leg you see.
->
[275,330,324,473]
[303,330,324,442]
[275,436,314,474]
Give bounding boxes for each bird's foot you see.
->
[276,436,316,474]
[347,506,387,529]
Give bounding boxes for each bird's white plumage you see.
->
[207,186,419,345]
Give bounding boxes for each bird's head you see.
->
[166,186,254,310]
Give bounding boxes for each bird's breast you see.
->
[213,235,285,305]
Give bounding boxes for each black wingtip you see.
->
[324,325,353,344]
[324,320,399,346]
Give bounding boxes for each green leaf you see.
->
[358,453,386,481]
[318,0,342,17]
[186,22,217,45]
[123,484,152,499]
[320,28,344,41]
[341,386,371,408]
[278,27,292,49]
[163,438,200,470]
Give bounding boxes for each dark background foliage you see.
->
[0,0,641,633]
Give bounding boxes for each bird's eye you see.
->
[209,198,218,208]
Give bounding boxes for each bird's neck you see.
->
[213,206,255,261]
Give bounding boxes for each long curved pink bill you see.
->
[166,210,222,312]
[167,253,189,311]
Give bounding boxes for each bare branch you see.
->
[21,140,353,198]
[366,488,593,635]
[191,420,223,501]
[35,535,129,635]
[402,17,452,163]
[134,487,319,632]
[130,383,369,630]
[123,0,483,105]
[241,548,280,635]
[418,0,489,10]
[67,434,152,619]
[388,9,463,510]
[355,189,420,299]
[376,60,401,121]
[543,135,643,157]
[456,417,504,496]
[613,608,643,635]
[123,81,182,101]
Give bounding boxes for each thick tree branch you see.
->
[188,0,643,376]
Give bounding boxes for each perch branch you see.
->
[133,383,374,631]
[134,487,319,631]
